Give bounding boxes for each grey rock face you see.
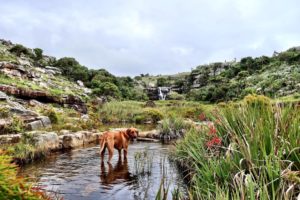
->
[39,116,52,128]
[0,134,21,144]
[27,120,44,131]
[0,91,8,100]
[30,131,60,151]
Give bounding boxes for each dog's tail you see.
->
[99,134,106,154]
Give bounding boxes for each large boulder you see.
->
[30,131,60,151]
[62,132,84,149]
[139,129,160,138]
[61,130,102,149]
[26,116,52,131]
[27,120,44,131]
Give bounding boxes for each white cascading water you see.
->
[158,87,167,100]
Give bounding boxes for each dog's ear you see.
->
[125,128,131,137]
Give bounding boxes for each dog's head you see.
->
[126,127,139,140]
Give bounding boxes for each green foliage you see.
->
[33,48,43,60]
[92,82,121,98]
[166,91,185,100]
[134,108,163,123]
[9,44,31,57]
[0,107,10,118]
[46,109,59,124]
[54,57,89,82]
[0,154,46,199]
[0,116,24,134]
[174,97,300,199]
[157,77,170,87]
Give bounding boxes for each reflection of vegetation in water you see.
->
[156,157,185,200]
[134,147,153,176]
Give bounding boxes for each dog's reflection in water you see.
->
[100,158,135,185]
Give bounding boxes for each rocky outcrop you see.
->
[63,95,88,114]
[145,87,171,100]
[190,62,233,89]
[0,84,61,102]
[61,130,102,149]
[0,84,87,113]
[0,134,21,144]
[26,116,52,131]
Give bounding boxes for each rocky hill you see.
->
[137,47,300,102]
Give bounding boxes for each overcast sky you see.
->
[0,0,299,76]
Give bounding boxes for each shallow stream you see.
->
[19,142,187,200]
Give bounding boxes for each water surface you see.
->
[19,142,186,200]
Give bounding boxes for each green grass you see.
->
[0,53,18,62]
[98,100,212,124]
[174,95,300,199]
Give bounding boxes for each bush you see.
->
[166,91,185,100]
[92,82,121,99]
[134,108,163,123]
[46,109,59,124]
[9,44,31,57]
[33,48,43,60]
[0,153,47,199]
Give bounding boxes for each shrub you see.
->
[33,48,43,60]
[166,91,185,100]
[9,44,31,57]
[0,107,10,118]
[134,108,163,123]
[46,109,59,124]
[92,82,121,99]
[0,153,47,199]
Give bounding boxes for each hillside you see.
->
[135,47,300,102]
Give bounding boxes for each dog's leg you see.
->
[108,148,114,163]
[123,148,128,160]
[118,149,122,159]
[101,146,106,161]
[107,139,114,163]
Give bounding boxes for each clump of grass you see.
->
[159,116,192,140]
[134,147,153,176]
[6,133,47,164]
[134,108,164,124]
[0,115,24,134]
[174,95,300,199]
[100,101,143,123]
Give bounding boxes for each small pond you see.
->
[19,142,187,200]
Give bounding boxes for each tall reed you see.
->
[175,95,300,199]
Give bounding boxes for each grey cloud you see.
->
[0,0,299,76]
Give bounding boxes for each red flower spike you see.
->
[199,113,206,121]
[206,136,222,148]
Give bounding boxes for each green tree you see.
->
[9,44,30,56]
[33,48,43,60]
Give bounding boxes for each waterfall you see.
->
[158,87,168,100]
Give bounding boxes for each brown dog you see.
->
[99,128,139,162]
